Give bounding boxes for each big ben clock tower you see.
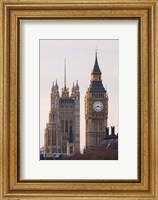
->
[85,52,108,149]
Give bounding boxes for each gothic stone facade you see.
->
[44,81,80,156]
[85,53,108,149]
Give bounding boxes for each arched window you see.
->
[52,131,56,145]
[70,120,72,129]
[94,121,97,131]
[61,120,64,131]
[70,146,73,154]
[52,114,55,121]
[65,120,68,133]
[99,122,102,132]
[48,131,51,145]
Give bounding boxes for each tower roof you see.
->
[92,52,101,74]
[89,51,105,92]
[75,80,79,90]
[55,80,59,89]
[88,81,106,92]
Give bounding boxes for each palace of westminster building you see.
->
[44,52,117,157]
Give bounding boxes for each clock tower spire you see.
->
[85,52,108,150]
[91,50,101,74]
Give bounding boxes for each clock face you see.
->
[93,101,104,112]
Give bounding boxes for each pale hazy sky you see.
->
[40,40,119,151]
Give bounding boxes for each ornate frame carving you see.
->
[0,0,157,199]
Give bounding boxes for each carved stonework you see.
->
[85,52,108,149]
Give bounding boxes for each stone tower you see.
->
[85,52,108,149]
[44,60,80,157]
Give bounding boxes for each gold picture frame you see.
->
[0,0,158,199]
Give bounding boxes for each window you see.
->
[63,147,66,153]
[65,120,68,133]
[48,131,51,145]
[70,120,72,128]
[94,121,97,131]
[61,120,64,131]
[52,131,56,145]
[52,113,55,121]
[70,146,73,154]
[99,122,102,132]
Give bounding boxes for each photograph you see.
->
[40,40,119,160]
